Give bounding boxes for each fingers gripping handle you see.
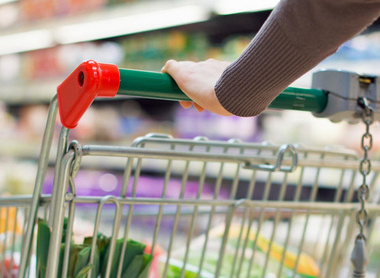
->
[57,60,120,129]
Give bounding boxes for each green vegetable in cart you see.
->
[84,233,109,274]
[37,219,98,278]
[101,238,152,278]
[37,219,152,278]
[68,244,99,278]
[36,219,51,278]
[121,254,153,278]
[135,254,153,278]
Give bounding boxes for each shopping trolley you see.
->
[1,60,380,278]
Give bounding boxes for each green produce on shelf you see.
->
[166,258,215,278]
[168,223,320,278]
[120,31,209,71]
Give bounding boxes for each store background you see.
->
[0,0,380,196]
[1,0,380,275]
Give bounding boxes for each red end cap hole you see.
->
[78,71,84,87]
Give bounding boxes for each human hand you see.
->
[161,59,233,116]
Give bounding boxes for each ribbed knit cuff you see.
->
[214,15,326,117]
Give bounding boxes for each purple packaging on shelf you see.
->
[43,170,228,200]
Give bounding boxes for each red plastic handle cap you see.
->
[57,60,120,129]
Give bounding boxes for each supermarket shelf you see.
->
[0,79,59,104]
[0,0,210,55]
[0,0,280,56]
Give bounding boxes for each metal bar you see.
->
[120,157,134,197]
[278,163,306,277]
[43,203,49,222]
[150,156,173,254]
[117,69,327,113]
[116,153,143,278]
[182,156,226,278]
[202,148,228,278]
[81,144,378,171]
[162,149,193,278]
[49,127,70,226]
[103,198,122,278]
[245,208,256,278]
[263,172,289,277]
[131,135,358,158]
[320,168,346,276]
[1,208,9,278]
[325,167,351,275]
[328,212,348,275]
[250,171,272,278]
[9,207,18,278]
[216,206,235,278]
[293,153,322,277]
[19,96,58,278]
[88,196,114,278]
[116,156,135,278]
[22,207,28,248]
[46,151,75,278]
[261,170,278,277]
[197,146,226,277]
[363,173,380,276]
[61,179,77,278]
[236,171,257,277]
[67,196,380,211]
[61,199,75,278]
[229,158,245,277]
[248,150,276,277]
[233,215,247,278]
[0,196,51,207]
[237,148,263,278]
[183,143,208,278]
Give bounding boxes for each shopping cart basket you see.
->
[1,60,380,278]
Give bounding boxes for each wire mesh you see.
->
[2,132,380,277]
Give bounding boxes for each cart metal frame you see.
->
[1,61,380,277]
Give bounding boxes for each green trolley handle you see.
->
[57,60,327,129]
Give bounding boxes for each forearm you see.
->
[215,0,380,117]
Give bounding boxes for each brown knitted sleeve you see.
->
[215,0,380,117]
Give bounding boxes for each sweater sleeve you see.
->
[215,0,380,117]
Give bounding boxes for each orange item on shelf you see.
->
[0,207,21,234]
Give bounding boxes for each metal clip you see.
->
[244,144,298,172]
[68,140,82,178]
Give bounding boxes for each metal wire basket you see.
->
[1,61,380,278]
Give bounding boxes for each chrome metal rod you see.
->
[49,127,70,226]
[19,96,58,278]
[46,151,75,277]
[81,144,380,171]
[67,196,380,212]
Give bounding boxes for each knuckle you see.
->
[165,59,176,67]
